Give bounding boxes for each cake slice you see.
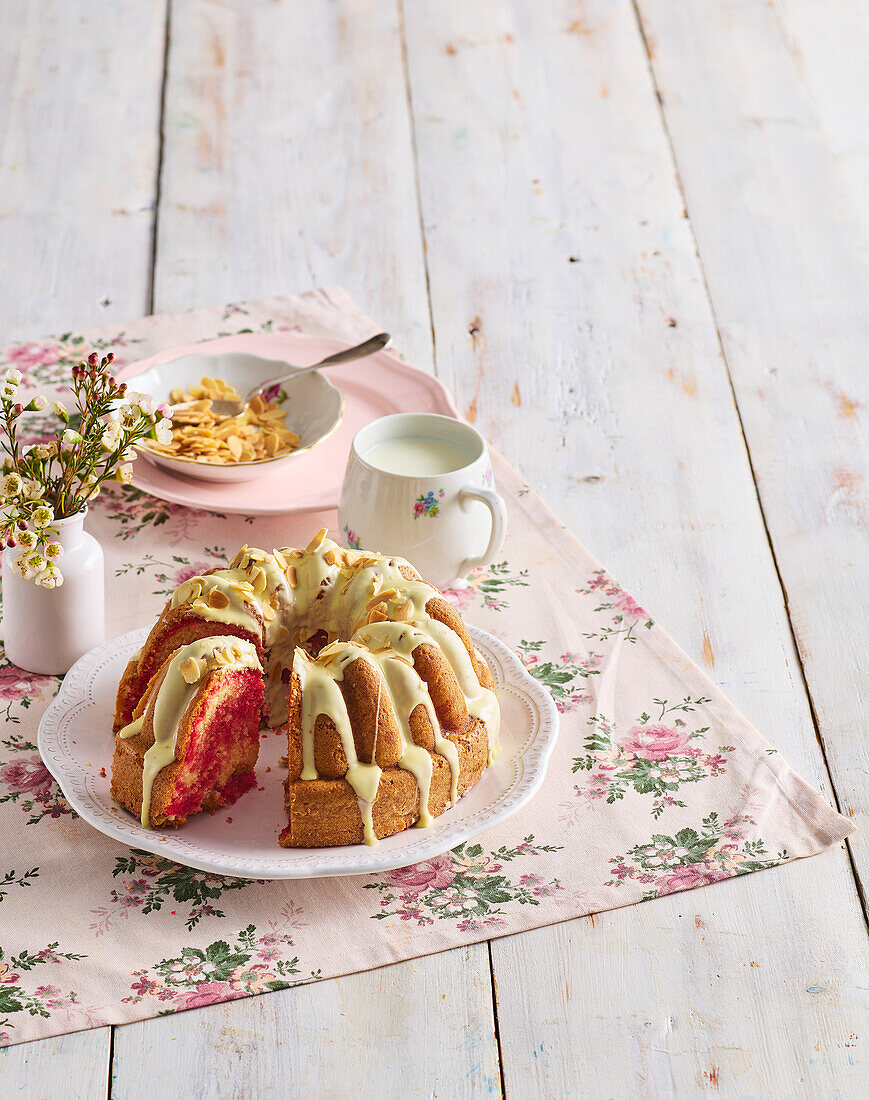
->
[111,637,264,829]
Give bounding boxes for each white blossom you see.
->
[61,428,82,446]
[53,400,68,420]
[4,368,22,385]
[1,472,22,497]
[31,504,54,528]
[35,566,63,589]
[43,540,63,560]
[115,463,134,484]
[155,418,173,445]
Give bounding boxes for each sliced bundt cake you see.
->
[111,531,500,846]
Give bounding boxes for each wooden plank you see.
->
[402,0,867,1094]
[112,2,499,1094]
[151,0,434,370]
[633,0,869,874]
[0,0,167,341]
[112,947,500,1099]
[0,0,166,1088]
[0,1028,110,1099]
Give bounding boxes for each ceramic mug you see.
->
[338,413,507,589]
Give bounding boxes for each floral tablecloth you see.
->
[0,289,852,1046]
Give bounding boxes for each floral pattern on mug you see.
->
[122,915,313,1009]
[363,836,563,932]
[516,640,602,713]
[90,851,264,934]
[0,731,74,825]
[482,464,493,488]
[578,568,655,644]
[343,525,362,550]
[442,561,530,612]
[572,696,732,818]
[412,489,445,519]
[606,812,787,898]
[0,940,86,1032]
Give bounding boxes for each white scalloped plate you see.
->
[37,626,559,879]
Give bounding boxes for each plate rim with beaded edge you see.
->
[38,625,560,879]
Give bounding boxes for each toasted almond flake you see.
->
[323,548,336,566]
[208,588,230,609]
[180,656,203,684]
[305,528,328,554]
[365,587,396,612]
[287,565,298,588]
[249,566,267,594]
[262,602,276,621]
[271,548,288,570]
[368,608,388,623]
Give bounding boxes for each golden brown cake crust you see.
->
[280,717,489,847]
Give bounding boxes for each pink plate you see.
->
[116,334,459,515]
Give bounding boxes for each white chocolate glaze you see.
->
[128,637,261,829]
[140,530,499,842]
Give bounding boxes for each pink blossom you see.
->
[171,982,245,1010]
[615,593,648,619]
[171,562,213,586]
[413,501,425,515]
[5,342,62,370]
[442,585,474,612]
[386,853,456,894]
[130,976,160,997]
[0,663,52,702]
[619,724,690,761]
[661,865,730,894]
[0,754,53,794]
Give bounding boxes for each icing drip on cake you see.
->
[119,637,261,828]
[153,529,500,842]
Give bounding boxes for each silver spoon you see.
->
[172,332,391,419]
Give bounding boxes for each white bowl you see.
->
[126,349,344,483]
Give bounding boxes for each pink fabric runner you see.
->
[0,290,851,1046]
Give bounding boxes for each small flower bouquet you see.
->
[0,352,171,588]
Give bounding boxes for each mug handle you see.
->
[457,487,508,577]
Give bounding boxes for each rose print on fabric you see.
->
[0,731,73,825]
[606,813,787,898]
[0,329,143,388]
[91,851,263,933]
[122,915,313,1010]
[363,836,563,932]
[413,489,445,519]
[0,941,86,1035]
[572,696,731,818]
[578,568,654,644]
[516,640,601,713]
[0,650,57,724]
[115,549,227,597]
[100,486,236,541]
[442,561,530,612]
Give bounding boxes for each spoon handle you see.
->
[243,332,390,404]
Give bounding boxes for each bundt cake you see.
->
[111,530,500,846]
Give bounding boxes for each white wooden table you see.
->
[1,2,866,1096]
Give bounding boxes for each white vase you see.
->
[1,509,105,674]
